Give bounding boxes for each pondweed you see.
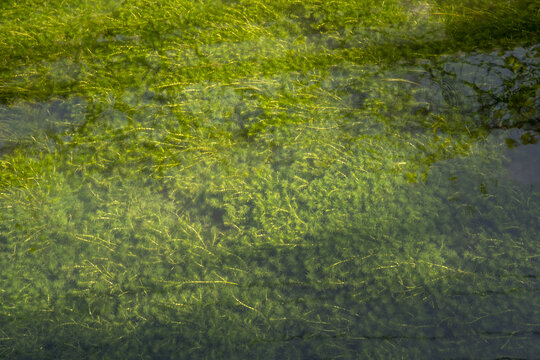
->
[0,0,539,358]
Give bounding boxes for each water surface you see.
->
[0,1,539,359]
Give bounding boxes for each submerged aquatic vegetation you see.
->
[0,0,539,358]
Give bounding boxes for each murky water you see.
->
[0,2,539,359]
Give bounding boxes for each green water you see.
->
[1,1,539,358]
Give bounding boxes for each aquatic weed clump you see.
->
[1,0,539,359]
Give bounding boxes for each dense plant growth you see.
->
[1,0,539,358]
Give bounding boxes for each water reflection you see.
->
[407,44,540,130]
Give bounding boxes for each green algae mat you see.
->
[1,0,539,358]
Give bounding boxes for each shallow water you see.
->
[0,1,539,359]
[501,129,540,185]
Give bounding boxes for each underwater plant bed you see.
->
[1,0,539,359]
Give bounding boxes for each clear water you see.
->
[0,2,539,359]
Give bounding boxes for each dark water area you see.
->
[502,129,540,185]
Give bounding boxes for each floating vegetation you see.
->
[0,0,539,359]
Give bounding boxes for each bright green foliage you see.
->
[0,0,539,359]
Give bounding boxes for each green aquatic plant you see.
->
[1,0,539,359]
